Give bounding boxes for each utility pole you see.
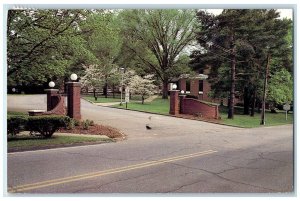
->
[260,53,271,125]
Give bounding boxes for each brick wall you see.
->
[181,98,219,119]
[43,89,66,116]
[44,94,66,116]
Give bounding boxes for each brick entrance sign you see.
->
[67,82,81,120]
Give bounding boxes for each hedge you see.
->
[7,115,28,136]
[7,115,71,138]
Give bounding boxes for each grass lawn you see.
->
[84,96,121,103]
[7,111,28,116]
[219,106,293,127]
[220,111,293,128]
[113,98,170,115]
[112,97,293,128]
[8,135,113,150]
[83,95,148,103]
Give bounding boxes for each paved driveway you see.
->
[6,95,294,194]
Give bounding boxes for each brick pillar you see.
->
[190,79,199,98]
[169,90,180,115]
[179,79,186,92]
[67,82,81,120]
[45,89,59,111]
[179,95,186,114]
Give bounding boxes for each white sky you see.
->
[206,9,293,19]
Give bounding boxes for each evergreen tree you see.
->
[190,9,292,119]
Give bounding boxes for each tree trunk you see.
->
[228,38,236,119]
[250,88,256,117]
[93,88,96,98]
[142,95,144,104]
[112,84,115,98]
[260,53,271,125]
[243,86,250,115]
[162,80,169,99]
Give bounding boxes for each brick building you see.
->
[169,69,241,106]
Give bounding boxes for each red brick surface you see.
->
[181,98,219,119]
[44,89,66,116]
[169,90,180,115]
[67,82,81,120]
[179,79,186,92]
[190,79,199,97]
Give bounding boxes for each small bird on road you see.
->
[146,116,152,129]
[146,124,152,130]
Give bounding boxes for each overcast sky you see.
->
[205,9,293,19]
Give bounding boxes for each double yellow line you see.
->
[8,150,217,193]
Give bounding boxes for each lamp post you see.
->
[120,67,124,106]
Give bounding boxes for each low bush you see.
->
[7,115,28,136]
[81,119,95,130]
[65,118,80,130]
[27,115,71,138]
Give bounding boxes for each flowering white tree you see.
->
[81,64,104,99]
[129,74,157,104]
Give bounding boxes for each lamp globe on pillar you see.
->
[48,81,55,88]
[172,83,177,90]
[70,73,78,82]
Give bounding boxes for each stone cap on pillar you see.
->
[66,82,81,86]
[44,89,59,93]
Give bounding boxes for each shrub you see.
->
[27,115,70,138]
[66,118,79,130]
[81,119,94,130]
[7,115,28,136]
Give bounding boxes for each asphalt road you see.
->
[6,95,294,194]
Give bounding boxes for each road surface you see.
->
[7,95,294,194]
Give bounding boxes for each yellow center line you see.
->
[8,150,217,193]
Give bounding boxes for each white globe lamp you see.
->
[49,81,55,88]
[70,73,78,81]
[172,84,177,90]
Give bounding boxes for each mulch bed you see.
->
[58,124,125,139]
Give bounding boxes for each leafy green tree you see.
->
[119,9,198,99]
[267,68,293,105]
[79,11,122,97]
[7,9,91,87]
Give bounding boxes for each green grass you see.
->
[7,111,28,116]
[8,135,113,149]
[84,96,121,103]
[83,95,148,103]
[219,106,293,128]
[220,112,293,128]
[113,98,170,115]
[112,98,293,128]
